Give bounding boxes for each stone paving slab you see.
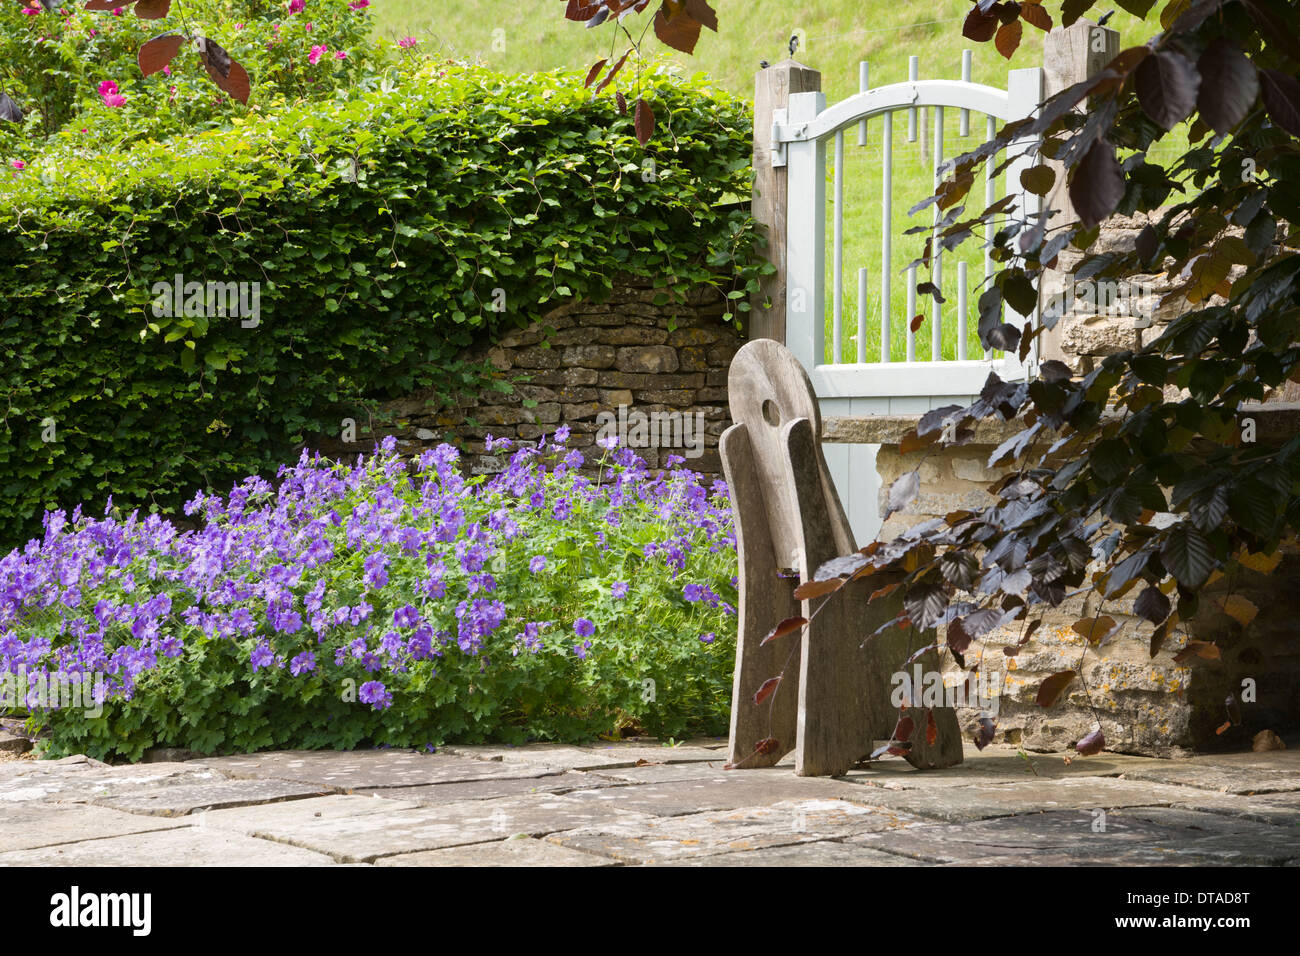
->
[587,762,755,784]
[439,742,723,771]
[1158,788,1300,827]
[833,776,1235,823]
[548,798,919,864]
[1104,807,1300,864]
[667,841,931,867]
[0,802,186,853]
[1117,750,1300,795]
[0,824,337,866]
[355,771,620,804]
[558,771,893,817]
[675,737,729,750]
[843,748,1160,789]
[852,806,1300,866]
[204,792,659,863]
[90,778,329,816]
[849,809,1178,864]
[0,759,225,805]
[375,836,616,867]
[194,749,566,790]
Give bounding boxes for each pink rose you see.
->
[11,160,25,170]
[308,44,328,65]
[286,0,303,13]
[397,36,417,49]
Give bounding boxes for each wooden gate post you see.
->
[1038,20,1119,366]
[751,59,821,345]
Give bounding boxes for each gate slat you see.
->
[881,110,893,363]
[960,50,972,136]
[857,62,869,146]
[907,56,918,142]
[858,267,870,364]
[832,130,844,365]
[958,260,969,361]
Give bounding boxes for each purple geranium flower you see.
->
[393,604,419,628]
[358,680,393,709]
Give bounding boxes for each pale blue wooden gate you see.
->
[772,54,1045,541]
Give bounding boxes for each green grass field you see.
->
[373,1,1181,362]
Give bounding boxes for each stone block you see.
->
[596,326,668,346]
[616,346,679,374]
[562,345,617,369]
[509,346,562,370]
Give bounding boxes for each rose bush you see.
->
[0,0,375,143]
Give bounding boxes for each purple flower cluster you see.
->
[1,431,736,721]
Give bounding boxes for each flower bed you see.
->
[0,432,737,760]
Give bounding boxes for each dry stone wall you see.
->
[347,277,743,477]
[859,412,1300,758]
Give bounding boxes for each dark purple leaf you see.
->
[139,33,186,78]
[882,470,920,520]
[1075,727,1105,756]
[634,96,655,145]
[903,581,948,630]
[1035,670,1076,707]
[1069,138,1124,229]
[0,92,21,124]
[1133,585,1171,624]
[1196,41,1258,133]
[1135,50,1200,130]
[760,616,806,647]
[1260,69,1300,138]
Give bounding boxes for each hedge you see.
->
[0,60,764,547]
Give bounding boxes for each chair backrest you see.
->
[727,339,856,572]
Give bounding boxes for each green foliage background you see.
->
[0,20,764,548]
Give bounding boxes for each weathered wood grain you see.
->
[727,339,854,569]
[784,416,876,777]
[751,59,822,344]
[720,423,800,768]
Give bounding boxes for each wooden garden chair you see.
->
[719,338,963,775]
